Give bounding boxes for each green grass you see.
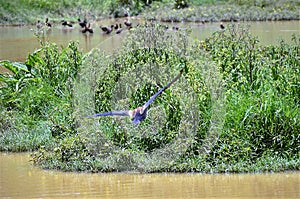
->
[143,0,300,22]
[0,41,82,151]
[0,0,299,25]
[0,106,52,152]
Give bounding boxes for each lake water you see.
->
[0,153,299,198]
[0,20,299,62]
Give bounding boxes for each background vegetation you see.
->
[144,0,300,22]
[1,22,298,173]
[0,0,299,25]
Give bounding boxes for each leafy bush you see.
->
[89,23,210,154]
[0,41,82,151]
[175,0,190,9]
[196,25,300,171]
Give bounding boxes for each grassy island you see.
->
[0,0,299,173]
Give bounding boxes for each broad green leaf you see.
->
[0,60,29,75]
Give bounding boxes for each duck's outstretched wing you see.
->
[85,110,131,118]
[142,70,183,111]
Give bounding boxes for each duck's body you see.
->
[114,23,119,30]
[61,20,73,27]
[82,23,93,33]
[78,18,87,28]
[220,23,225,30]
[116,24,122,34]
[100,25,114,34]
[36,20,43,29]
[124,20,132,28]
[100,25,109,32]
[45,18,51,27]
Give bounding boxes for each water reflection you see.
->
[0,20,299,62]
[0,153,299,198]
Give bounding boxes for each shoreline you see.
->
[1,1,299,26]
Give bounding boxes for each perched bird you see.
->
[78,18,87,28]
[220,23,225,30]
[85,69,183,124]
[61,20,73,27]
[45,18,51,27]
[82,23,93,33]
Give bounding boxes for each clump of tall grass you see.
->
[0,41,82,151]
[194,24,300,172]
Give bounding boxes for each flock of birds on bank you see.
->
[36,18,134,35]
[36,18,226,35]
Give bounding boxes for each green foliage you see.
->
[202,24,259,89]
[32,22,213,172]
[106,0,153,17]
[174,0,190,9]
[194,25,300,171]
[93,23,203,152]
[0,41,81,113]
[1,0,299,24]
[31,134,94,171]
[30,23,300,173]
[1,22,299,173]
[0,41,82,151]
[0,118,52,152]
[144,0,300,22]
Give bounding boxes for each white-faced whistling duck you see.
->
[100,25,109,32]
[114,23,119,30]
[78,18,87,28]
[220,23,225,30]
[106,25,114,34]
[45,18,51,27]
[61,20,73,27]
[124,19,132,29]
[36,20,43,29]
[100,25,114,34]
[82,23,93,34]
[116,24,122,34]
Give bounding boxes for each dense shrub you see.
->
[195,24,300,172]
[0,41,82,151]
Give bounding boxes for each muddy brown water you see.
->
[0,20,299,62]
[0,153,299,198]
